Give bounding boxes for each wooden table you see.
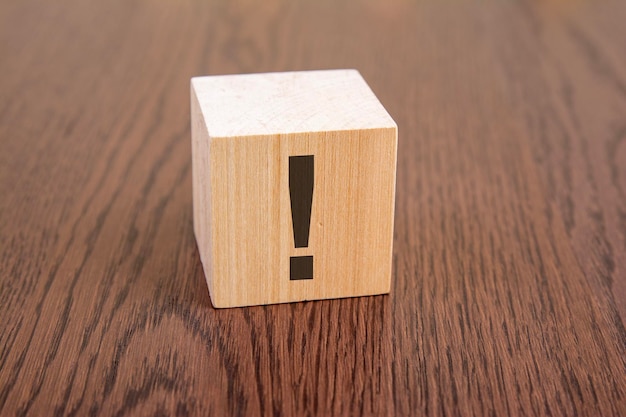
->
[1,1,625,416]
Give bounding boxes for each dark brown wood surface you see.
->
[1,0,625,416]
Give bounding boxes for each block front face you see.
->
[208,129,396,307]
[191,70,398,307]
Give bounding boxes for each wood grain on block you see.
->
[191,70,398,308]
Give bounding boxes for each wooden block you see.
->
[191,69,397,308]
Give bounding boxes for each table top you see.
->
[1,1,625,416]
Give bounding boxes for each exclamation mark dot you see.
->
[289,155,314,280]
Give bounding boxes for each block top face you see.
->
[191,69,397,137]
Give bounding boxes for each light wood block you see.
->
[191,69,397,308]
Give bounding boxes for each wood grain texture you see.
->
[0,0,625,415]
[191,70,397,307]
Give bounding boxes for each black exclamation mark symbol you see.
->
[289,155,314,280]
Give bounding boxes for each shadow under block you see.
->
[191,69,397,308]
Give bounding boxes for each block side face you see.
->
[386,125,399,294]
[191,70,396,138]
[190,85,215,301]
[207,128,397,307]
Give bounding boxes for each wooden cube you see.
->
[191,69,397,308]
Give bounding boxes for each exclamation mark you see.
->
[289,155,314,280]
